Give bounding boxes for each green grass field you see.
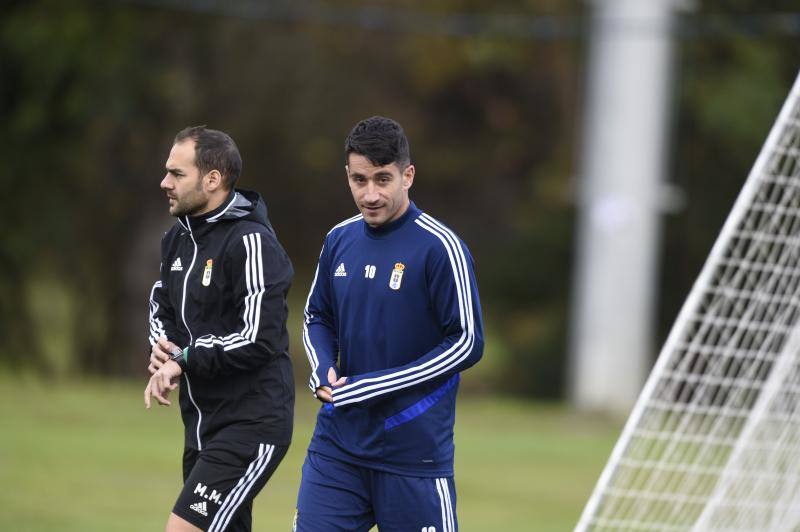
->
[0,377,620,531]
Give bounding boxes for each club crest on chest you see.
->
[389,263,405,290]
[202,259,213,286]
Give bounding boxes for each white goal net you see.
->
[576,72,800,532]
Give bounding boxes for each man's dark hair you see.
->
[174,126,242,189]
[345,116,411,169]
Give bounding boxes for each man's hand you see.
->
[149,336,180,375]
[144,359,183,409]
[315,366,347,403]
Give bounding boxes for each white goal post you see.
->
[576,71,800,532]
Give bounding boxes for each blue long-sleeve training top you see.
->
[303,202,484,476]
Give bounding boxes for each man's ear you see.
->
[205,169,223,192]
[402,164,415,191]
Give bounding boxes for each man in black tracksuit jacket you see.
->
[145,126,294,532]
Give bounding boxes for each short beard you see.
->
[171,179,206,217]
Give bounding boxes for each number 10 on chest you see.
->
[364,263,405,290]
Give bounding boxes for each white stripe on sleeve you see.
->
[192,233,266,353]
[301,215,363,392]
[302,260,323,391]
[148,280,166,345]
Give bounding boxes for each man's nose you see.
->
[363,183,380,203]
[160,174,172,190]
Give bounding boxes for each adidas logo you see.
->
[190,501,208,516]
[334,262,347,277]
[171,257,183,272]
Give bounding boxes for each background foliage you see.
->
[1,0,797,398]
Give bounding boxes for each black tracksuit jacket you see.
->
[148,189,294,450]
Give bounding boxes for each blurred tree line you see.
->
[0,0,797,397]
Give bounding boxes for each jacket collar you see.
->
[176,190,239,231]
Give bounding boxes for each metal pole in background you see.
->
[570,0,682,415]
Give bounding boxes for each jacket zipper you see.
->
[180,216,203,450]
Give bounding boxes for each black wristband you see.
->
[170,346,188,371]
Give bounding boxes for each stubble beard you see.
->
[170,180,207,217]
[170,193,206,218]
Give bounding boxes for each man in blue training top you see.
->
[294,116,484,532]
